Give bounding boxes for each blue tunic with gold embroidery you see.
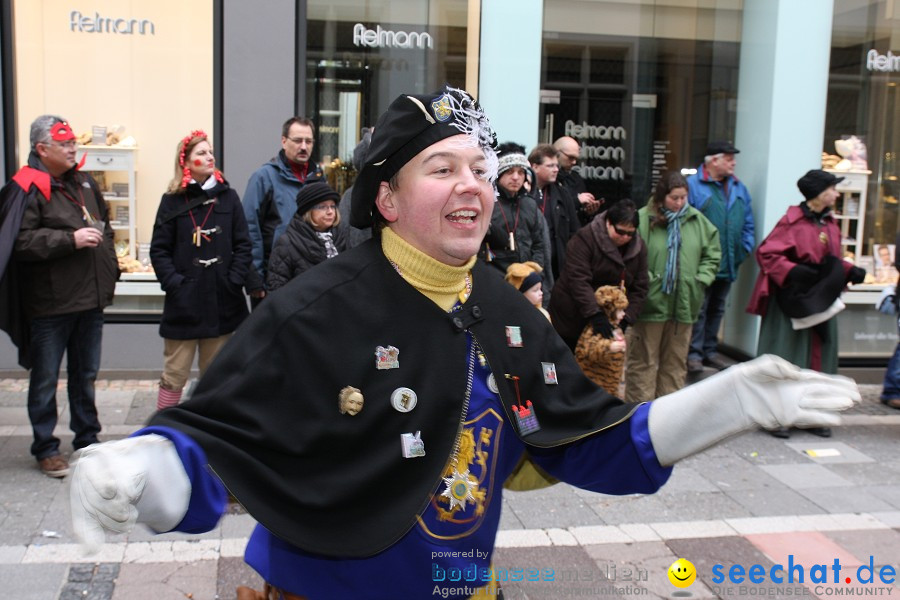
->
[144,332,669,599]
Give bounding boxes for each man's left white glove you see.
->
[648,354,860,466]
[69,434,191,554]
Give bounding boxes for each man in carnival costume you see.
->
[0,115,117,478]
[69,89,859,599]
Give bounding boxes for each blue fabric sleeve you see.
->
[131,426,228,534]
[741,185,756,253]
[528,403,671,494]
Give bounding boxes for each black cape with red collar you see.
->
[0,156,57,369]
[150,238,636,557]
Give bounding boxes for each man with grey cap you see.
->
[68,90,858,599]
[687,140,755,373]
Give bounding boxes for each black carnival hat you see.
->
[350,86,498,228]
[296,181,340,215]
[705,140,740,155]
[797,169,844,200]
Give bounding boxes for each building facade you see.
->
[1,0,898,367]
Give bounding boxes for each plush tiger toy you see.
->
[574,285,628,397]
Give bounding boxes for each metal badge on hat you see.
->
[431,94,453,122]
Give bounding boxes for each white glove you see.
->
[648,354,860,466]
[69,434,192,554]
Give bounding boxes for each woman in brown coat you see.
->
[548,199,649,350]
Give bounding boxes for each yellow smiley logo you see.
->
[668,558,697,588]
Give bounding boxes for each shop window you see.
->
[304,1,469,193]
[539,1,741,204]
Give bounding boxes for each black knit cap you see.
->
[797,169,844,200]
[350,86,498,228]
[296,181,340,215]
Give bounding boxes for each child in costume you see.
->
[575,285,628,396]
[505,261,551,322]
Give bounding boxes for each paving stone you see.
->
[650,520,736,540]
[684,453,788,492]
[784,440,876,464]
[656,466,719,494]
[584,493,669,525]
[507,490,603,529]
[0,563,69,600]
[725,486,824,517]
[659,491,753,523]
[495,529,551,547]
[112,560,217,600]
[499,499,525,530]
[219,512,258,539]
[0,390,26,407]
[796,485,897,513]
[759,464,854,490]
[824,528,900,566]
[217,555,264,599]
[827,461,900,486]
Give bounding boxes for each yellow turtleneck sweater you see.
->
[381,227,475,312]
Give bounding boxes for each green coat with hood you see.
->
[636,204,721,324]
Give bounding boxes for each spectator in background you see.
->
[687,141,754,373]
[242,117,324,302]
[266,182,352,292]
[150,130,252,411]
[339,127,374,246]
[549,199,648,350]
[504,261,551,322]
[625,172,720,402]
[554,136,601,225]
[746,169,866,438]
[480,144,547,276]
[880,231,900,410]
[0,115,118,478]
[530,144,579,281]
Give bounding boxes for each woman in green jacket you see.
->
[625,172,721,402]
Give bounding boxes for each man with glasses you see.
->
[686,141,755,374]
[0,115,117,478]
[242,117,325,302]
[529,143,580,282]
[554,136,602,225]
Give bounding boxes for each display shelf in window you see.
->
[76,145,137,259]
[825,169,870,261]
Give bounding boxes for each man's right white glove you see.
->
[648,354,860,466]
[69,434,191,554]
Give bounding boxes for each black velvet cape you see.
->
[150,239,636,557]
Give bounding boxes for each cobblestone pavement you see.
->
[0,378,897,599]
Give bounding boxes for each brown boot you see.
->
[236,586,268,600]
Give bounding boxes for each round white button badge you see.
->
[391,387,418,412]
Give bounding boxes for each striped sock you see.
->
[157,386,183,410]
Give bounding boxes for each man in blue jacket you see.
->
[687,141,755,373]
[242,117,324,301]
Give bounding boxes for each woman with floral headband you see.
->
[149,130,252,410]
